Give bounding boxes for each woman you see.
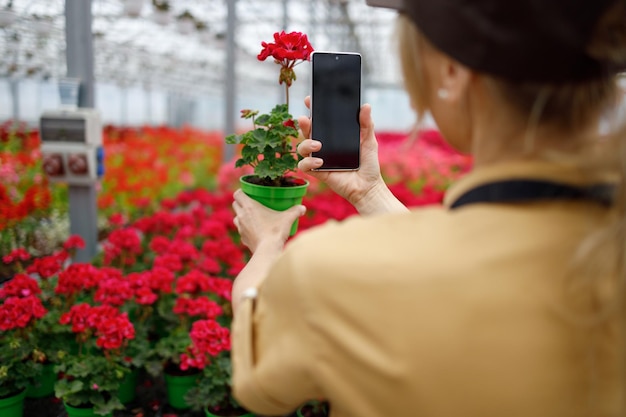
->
[230,0,626,416]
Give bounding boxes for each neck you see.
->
[470,114,600,170]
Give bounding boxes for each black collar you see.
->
[450,179,615,209]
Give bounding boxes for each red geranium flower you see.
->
[26,254,64,279]
[63,234,86,251]
[2,248,31,264]
[0,273,41,298]
[257,31,314,87]
[0,295,46,331]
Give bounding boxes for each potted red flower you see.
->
[54,302,136,417]
[146,268,229,410]
[0,272,47,417]
[180,319,252,417]
[226,30,315,235]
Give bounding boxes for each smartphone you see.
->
[310,51,362,171]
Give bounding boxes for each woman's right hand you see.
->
[297,97,408,215]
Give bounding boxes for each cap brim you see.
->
[365,0,404,10]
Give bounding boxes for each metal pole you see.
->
[282,0,288,31]
[223,0,237,163]
[9,79,19,121]
[65,0,98,263]
[120,85,128,126]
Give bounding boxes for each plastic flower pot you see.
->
[26,362,57,398]
[164,371,200,410]
[205,408,255,417]
[0,389,26,417]
[240,175,309,236]
[64,402,112,417]
[117,367,139,405]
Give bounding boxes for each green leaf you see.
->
[225,134,241,145]
[255,114,270,126]
[54,379,84,398]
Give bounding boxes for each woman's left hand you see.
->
[232,189,307,254]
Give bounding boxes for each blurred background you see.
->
[0,0,421,131]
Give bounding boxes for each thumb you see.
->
[285,205,306,223]
[359,103,375,143]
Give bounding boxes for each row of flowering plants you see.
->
[1,189,246,415]
[0,123,224,283]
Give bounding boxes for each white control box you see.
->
[40,108,104,185]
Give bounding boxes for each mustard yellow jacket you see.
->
[232,161,623,417]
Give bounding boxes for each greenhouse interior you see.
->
[1,1,626,417]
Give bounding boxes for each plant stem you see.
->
[285,84,290,112]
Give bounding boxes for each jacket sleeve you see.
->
[231,249,322,415]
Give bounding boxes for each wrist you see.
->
[354,180,408,215]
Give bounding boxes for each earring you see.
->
[437,88,450,100]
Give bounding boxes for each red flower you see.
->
[0,273,41,298]
[94,312,135,350]
[175,269,211,294]
[179,319,230,370]
[134,286,158,305]
[59,303,92,333]
[108,213,125,227]
[55,263,102,296]
[173,296,223,318]
[103,228,142,265]
[257,31,314,87]
[153,253,183,273]
[60,303,135,350]
[168,239,199,264]
[197,257,221,274]
[283,119,296,129]
[26,254,64,279]
[147,267,175,293]
[2,248,31,264]
[198,219,227,239]
[63,235,85,251]
[95,277,134,306]
[206,277,233,301]
[87,305,120,329]
[149,236,171,254]
[0,295,46,331]
[258,31,313,63]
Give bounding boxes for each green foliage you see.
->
[54,353,127,415]
[226,104,301,186]
[184,353,241,413]
[145,327,191,377]
[0,332,41,397]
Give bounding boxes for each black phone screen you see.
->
[310,52,361,170]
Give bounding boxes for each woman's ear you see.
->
[438,57,472,104]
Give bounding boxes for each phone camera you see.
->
[335,56,339,60]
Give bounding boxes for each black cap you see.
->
[366,0,622,82]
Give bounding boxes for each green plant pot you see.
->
[64,402,112,417]
[205,407,255,417]
[164,371,201,410]
[26,363,57,398]
[240,175,309,236]
[117,367,139,405]
[0,389,26,417]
